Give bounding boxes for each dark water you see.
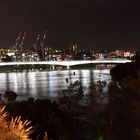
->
[0,69,111,101]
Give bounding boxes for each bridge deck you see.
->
[0,59,132,67]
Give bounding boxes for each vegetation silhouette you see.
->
[1,61,140,139]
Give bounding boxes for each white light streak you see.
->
[0,59,132,67]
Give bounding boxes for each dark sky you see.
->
[0,0,140,50]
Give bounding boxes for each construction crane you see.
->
[40,30,47,60]
[13,32,22,49]
[12,32,25,61]
[43,30,47,44]
[33,34,40,52]
[19,32,26,53]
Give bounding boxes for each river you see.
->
[0,69,111,101]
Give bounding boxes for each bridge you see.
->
[0,59,132,68]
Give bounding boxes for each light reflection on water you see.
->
[0,69,111,101]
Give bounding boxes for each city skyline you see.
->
[0,0,140,50]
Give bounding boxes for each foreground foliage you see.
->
[0,106,32,140]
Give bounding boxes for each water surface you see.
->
[0,69,111,101]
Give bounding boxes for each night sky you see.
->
[0,0,140,50]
